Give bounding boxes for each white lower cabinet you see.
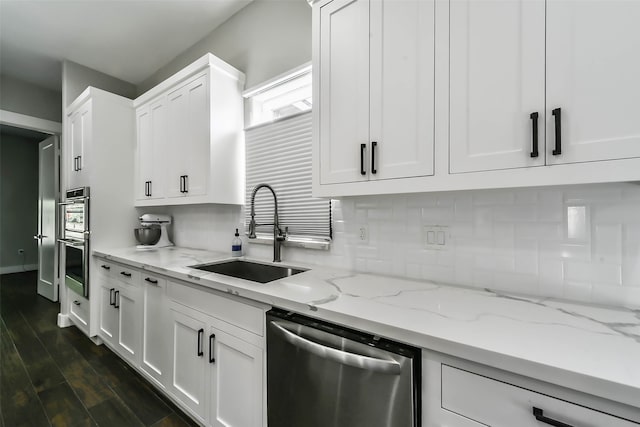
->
[168,297,265,427]
[96,263,141,366]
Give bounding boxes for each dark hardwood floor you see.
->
[0,271,199,427]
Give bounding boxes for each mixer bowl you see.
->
[134,227,161,245]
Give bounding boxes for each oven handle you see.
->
[269,321,401,375]
[58,198,89,205]
[57,238,85,247]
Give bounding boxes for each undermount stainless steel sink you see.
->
[189,260,307,284]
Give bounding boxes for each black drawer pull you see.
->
[101,264,110,270]
[77,155,82,171]
[120,271,132,277]
[360,143,366,175]
[197,328,204,357]
[552,108,562,156]
[532,407,573,427]
[530,112,539,158]
[114,291,120,309]
[144,277,158,284]
[109,288,115,306]
[73,300,80,306]
[209,333,216,364]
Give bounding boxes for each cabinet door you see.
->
[136,99,166,201]
[98,281,118,347]
[68,100,92,188]
[319,0,370,184]
[546,0,640,165]
[116,286,140,365]
[169,306,208,423]
[369,0,435,180]
[141,275,168,388]
[166,74,209,198]
[449,0,545,173]
[209,326,263,427]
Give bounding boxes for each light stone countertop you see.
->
[93,246,640,411]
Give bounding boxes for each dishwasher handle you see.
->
[270,320,401,375]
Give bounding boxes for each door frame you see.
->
[1,109,62,298]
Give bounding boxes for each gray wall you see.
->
[62,60,137,108]
[138,0,311,94]
[0,74,62,122]
[0,132,41,269]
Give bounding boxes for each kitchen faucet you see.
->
[248,183,287,262]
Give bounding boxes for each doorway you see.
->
[0,110,61,301]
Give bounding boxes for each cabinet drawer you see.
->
[167,280,265,337]
[69,293,90,333]
[112,265,140,288]
[441,365,637,427]
[96,260,115,277]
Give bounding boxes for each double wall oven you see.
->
[58,187,90,298]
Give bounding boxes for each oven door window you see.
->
[65,203,85,234]
[65,246,84,284]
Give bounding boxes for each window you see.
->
[243,64,331,249]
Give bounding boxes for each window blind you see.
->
[244,112,331,242]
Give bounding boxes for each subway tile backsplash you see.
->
[160,182,640,309]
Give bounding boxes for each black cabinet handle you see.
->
[552,108,562,156]
[114,290,120,309]
[144,277,158,285]
[101,264,110,270]
[77,155,82,170]
[144,181,149,197]
[148,181,152,197]
[73,300,80,306]
[120,271,132,277]
[532,407,573,427]
[73,156,78,171]
[360,143,366,175]
[197,328,204,357]
[209,333,216,363]
[371,141,377,174]
[530,112,539,158]
[109,288,115,306]
[179,175,186,193]
[183,175,188,193]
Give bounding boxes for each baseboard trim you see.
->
[0,264,38,275]
[57,313,73,328]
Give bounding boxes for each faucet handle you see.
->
[283,227,289,238]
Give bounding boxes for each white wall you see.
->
[0,132,41,271]
[0,74,62,122]
[137,0,311,94]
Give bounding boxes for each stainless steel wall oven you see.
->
[58,187,90,298]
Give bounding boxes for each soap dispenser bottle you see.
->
[232,228,242,257]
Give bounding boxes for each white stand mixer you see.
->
[137,213,174,249]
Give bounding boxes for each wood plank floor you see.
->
[0,271,200,427]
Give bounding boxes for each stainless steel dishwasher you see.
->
[267,308,421,427]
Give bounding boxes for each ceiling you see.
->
[0,0,253,92]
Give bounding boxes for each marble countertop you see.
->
[93,246,640,409]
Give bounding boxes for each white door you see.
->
[319,0,370,184]
[369,0,435,180]
[36,136,58,301]
[136,99,167,201]
[170,306,208,423]
[116,285,140,364]
[141,275,168,388]
[209,326,263,427]
[546,0,640,165]
[449,0,545,173]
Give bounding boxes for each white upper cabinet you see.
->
[449,0,545,173]
[134,54,245,207]
[546,0,640,165]
[316,0,435,188]
[136,98,166,201]
[67,98,92,189]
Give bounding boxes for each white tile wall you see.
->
[154,182,640,309]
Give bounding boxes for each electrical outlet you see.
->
[18,249,24,254]
[422,225,450,250]
[358,225,369,243]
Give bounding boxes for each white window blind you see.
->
[244,112,331,244]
